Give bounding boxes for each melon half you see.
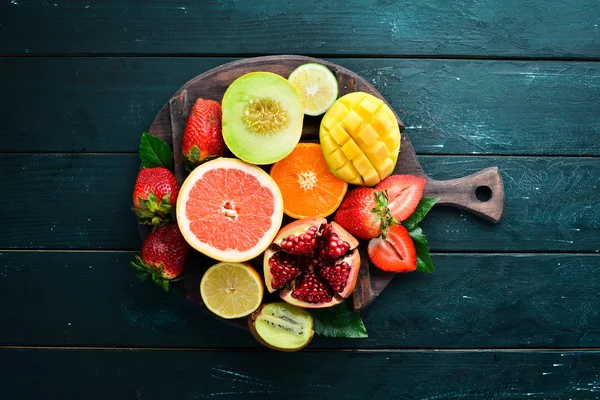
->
[222,72,304,165]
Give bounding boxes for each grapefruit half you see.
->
[177,158,284,262]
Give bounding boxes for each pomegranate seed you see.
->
[291,273,333,304]
[280,225,319,256]
[269,252,301,290]
[319,261,351,293]
[318,227,350,259]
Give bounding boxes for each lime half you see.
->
[288,63,338,116]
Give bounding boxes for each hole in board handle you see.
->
[475,186,492,202]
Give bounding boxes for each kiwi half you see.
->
[248,302,314,352]
[222,72,304,165]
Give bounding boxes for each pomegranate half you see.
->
[263,217,360,308]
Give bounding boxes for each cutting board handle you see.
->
[424,167,504,223]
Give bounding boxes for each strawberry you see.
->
[130,223,189,291]
[333,187,395,240]
[376,175,426,222]
[182,98,224,168]
[132,167,179,226]
[368,224,417,273]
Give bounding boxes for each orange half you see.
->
[270,143,348,219]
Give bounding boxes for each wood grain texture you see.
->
[4,348,600,399]
[0,0,597,393]
[2,251,599,349]
[2,57,600,155]
[1,154,597,252]
[0,154,141,250]
[1,0,599,57]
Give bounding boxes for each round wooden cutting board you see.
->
[145,55,505,329]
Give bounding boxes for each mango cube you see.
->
[357,96,382,120]
[342,111,363,134]
[364,141,390,163]
[351,153,373,176]
[329,125,351,146]
[374,157,394,179]
[380,132,400,152]
[370,113,393,133]
[327,148,348,170]
[341,139,362,160]
[321,115,337,131]
[355,125,378,147]
[361,168,381,187]
[326,101,348,121]
[337,161,362,185]
[320,133,338,156]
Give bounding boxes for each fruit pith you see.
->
[320,92,401,186]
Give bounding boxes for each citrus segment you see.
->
[270,143,348,219]
[200,262,264,319]
[288,63,339,116]
[177,158,284,262]
[319,92,401,186]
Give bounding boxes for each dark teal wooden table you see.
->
[2,1,600,398]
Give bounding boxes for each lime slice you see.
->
[288,63,338,116]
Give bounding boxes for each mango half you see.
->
[319,92,400,186]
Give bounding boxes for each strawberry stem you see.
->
[130,256,171,292]
[371,190,398,239]
[132,191,174,226]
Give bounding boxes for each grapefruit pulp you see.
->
[176,158,284,262]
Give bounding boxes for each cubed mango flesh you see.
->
[341,139,362,160]
[320,133,338,156]
[319,92,401,186]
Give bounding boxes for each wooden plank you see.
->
[3,348,600,399]
[0,154,141,250]
[1,251,598,349]
[1,0,600,57]
[2,57,600,155]
[0,154,598,251]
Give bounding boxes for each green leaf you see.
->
[159,193,171,210]
[139,132,174,169]
[409,226,435,273]
[402,197,440,231]
[310,300,368,338]
[130,256,148,272]
[136,272,149,282]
